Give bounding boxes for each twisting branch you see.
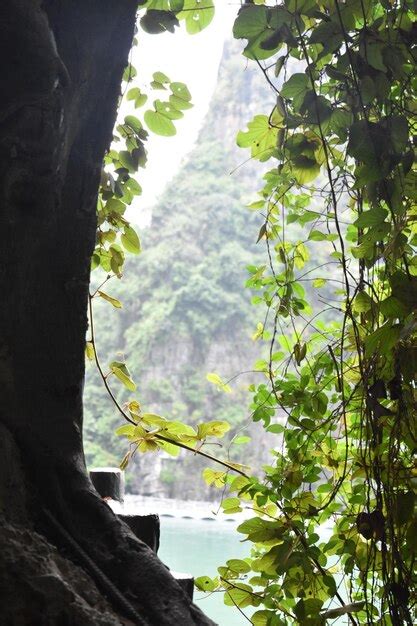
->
[88,294,250,478]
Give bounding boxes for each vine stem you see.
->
[275,501,359,626]
[293,9,354,538]
[88,294,250,479]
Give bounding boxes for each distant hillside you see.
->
[83,40,276,497]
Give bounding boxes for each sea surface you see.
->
[113,496,345,625]
[117,496,252,625]
[159,516,251,625]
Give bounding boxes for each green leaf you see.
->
[144,110,176,136]
[115,424,135,437]
[360,76,376,105]
[233,436,251,445]
[126,87,140,101]
[134,93,148,108]
[234,5,292,60]
[256,223,267,242]
[153,71,170,84]
[124,115,143,135]
[233,5,267,40]
[379,296,409,318]
[170,82,192,102]
[294,242,309,269]
[364,324,400,357]
[169,83,193,112]
[387,272,417,316]
[179,0,214,34]
[406,520,417,553]
[121,225,141,254]
[155,99,184,120]
[266,422,284,433]
[237,516,266,536]
[281,73,309,110]
[294,341,307,364]
[125,177,142,196]
[237,115,278,161]
[91,252,100,270]
[225,558,250,573]
[195,576,218,592]
[389,115,409,154]
[202,468,227,487]
[294,598,323,620]
[206,372,232,393]
[159,420,197,439]
[157,439,180,457]
[331,108,353,142]
[274,55,286,77]
[303,93,332,125]
[222,498,240,512]
[352,291,373,313]
[393,491,415,525]
[309,20,342,52]
[85,342,95,361]
[348,120,383,165]
[309,230,329,241]
[366,42,386,71]
[126,88,148,108]
[140,413,167,426]
[109,245,125,276]
[354,207,388,228]
[233,6,271,60]
[140,10,179,34]
[109,360,136,391]
[118,151,138,173]
[169,94,193,111]
[224,583,256,608]
[122,63,137,82]
[251,611,278,626]
[197,420,231,438]
[105,198,125,214]
[97,291,123,308]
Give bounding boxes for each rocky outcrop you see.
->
[0,520,124,626]
[0,422,123,625]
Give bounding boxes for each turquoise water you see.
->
[158,516,252,625]
[157,516,347,626]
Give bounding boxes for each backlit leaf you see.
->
[121,225,141,254]
[97,291,122,308]
[144,110,176,136]
[109,360,136,391]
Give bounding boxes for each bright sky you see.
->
[125,3,239,224]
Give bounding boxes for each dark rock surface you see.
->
[0,519,125,626]
[0,423,125,625]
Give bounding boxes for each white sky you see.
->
[124,3,239,224]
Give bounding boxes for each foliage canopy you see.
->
[87,1,417,624]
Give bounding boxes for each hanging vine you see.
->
[195,2,417,625]
[87,2,252,484]
[87,1,416,623]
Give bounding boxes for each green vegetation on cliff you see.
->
[84,42,271,496]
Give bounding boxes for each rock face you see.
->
[0,4,217,623]
[0,422,31,526]
[0,521,124,626]
[0,422,213,626]
[0,423,123,626]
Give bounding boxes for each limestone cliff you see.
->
[84,40,275,497]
